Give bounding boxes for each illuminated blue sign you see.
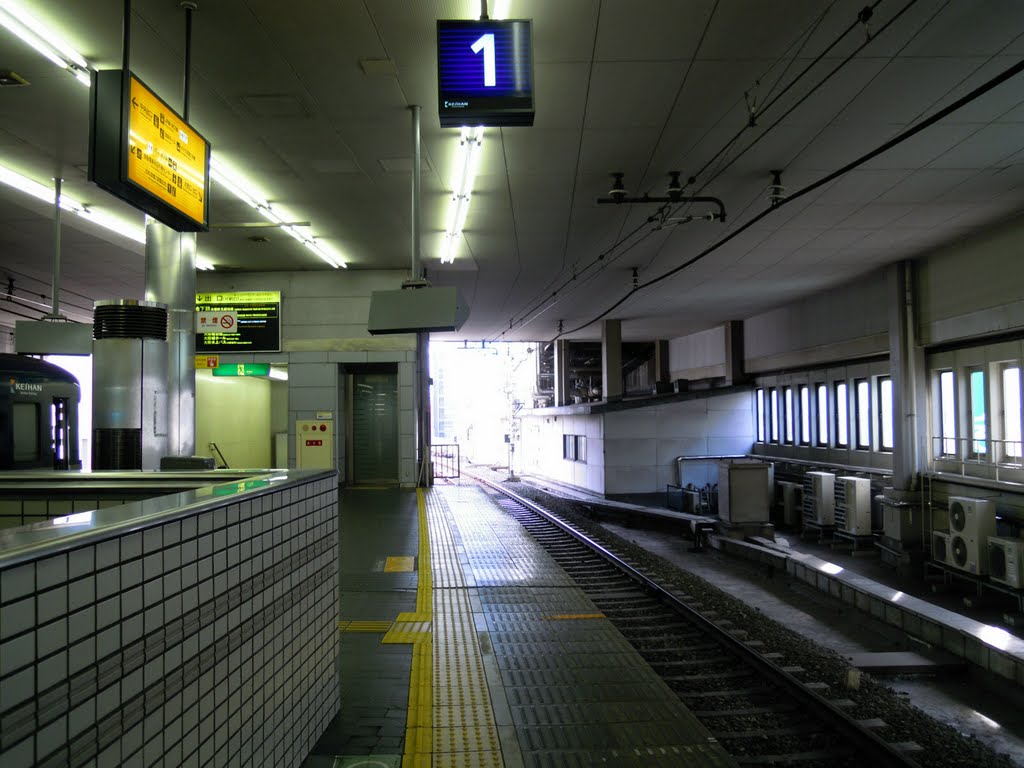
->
[437,19,534,127]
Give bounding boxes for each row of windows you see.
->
[756,378,894,452]
[935,363,1022,461]
[562,434,587,463]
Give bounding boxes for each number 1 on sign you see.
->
[471,33,496,87]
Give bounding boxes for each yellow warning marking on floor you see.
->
[338,620,394,633]
[385,555,416,572]
[545,612,606,620]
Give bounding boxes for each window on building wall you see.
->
[770,389,779,442]
[816,383,828,446]
[939,370,956,456]
[784,387,794,443]
[756,388,765,442]
[855,379,870,449]
[878,376,893,452]
[1002,366,1021,460]
[562,434,575,461]
[835,382,849,447]
[799,385,811,445]
[563,434,586,462]
[969,369,987,456]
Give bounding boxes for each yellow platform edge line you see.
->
[545,612,606,620]
[401,487,434,767]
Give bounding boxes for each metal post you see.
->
[51,177,61,316]
[410,105,422,280]
[182,2,196,120]
[122,0,131,71]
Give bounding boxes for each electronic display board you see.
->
[195,291,281,353]
[89,69,210,232]
[437,19,534,127]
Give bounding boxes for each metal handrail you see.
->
[931,436,1023,481]
[209,442,229,469]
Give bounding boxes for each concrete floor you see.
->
[599,521,1024,767]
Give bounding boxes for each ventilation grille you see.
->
[93,302,167,340]
[93,428,142,470]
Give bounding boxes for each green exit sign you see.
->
[212,363,270,377]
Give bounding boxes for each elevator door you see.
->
[351,371,398,484]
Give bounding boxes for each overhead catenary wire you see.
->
[556,57,1024,339]
[494,1,901,341]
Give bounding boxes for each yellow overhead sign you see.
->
[126,74,208,228]
[194,355,220,369]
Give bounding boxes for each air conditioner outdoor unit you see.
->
[988,537,1024,589]
[947,496,997,575]
[803,471,835,526]
[932,530,952,566]
[778,481,803,526]
[835,476,872,535]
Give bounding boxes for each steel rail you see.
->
[469,472,921,768]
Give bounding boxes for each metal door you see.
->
[351,371,399,484]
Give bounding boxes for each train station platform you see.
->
[305,483,734,768]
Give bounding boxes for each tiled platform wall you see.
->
[0,476,340,767]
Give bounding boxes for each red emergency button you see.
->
[319,424,326,431]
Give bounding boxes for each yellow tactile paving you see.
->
[545,613,606,620]
[389,487,504,768]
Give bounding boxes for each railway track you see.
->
[471,474,922,768]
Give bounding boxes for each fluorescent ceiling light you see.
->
[441,127,483,264]
[0,162,146,244]
[268,367,288,381]
[0,0,89,81]
[3,5,346,268]
[210,157,345,268]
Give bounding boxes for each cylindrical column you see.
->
[410,105,422,280]
[889,260,926,491]
[145,219,196,457]
[92,300,168,469]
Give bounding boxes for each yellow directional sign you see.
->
[126,74,208,227]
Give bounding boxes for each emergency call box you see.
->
[296,418,333,469]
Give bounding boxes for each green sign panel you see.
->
[212,363,270,377]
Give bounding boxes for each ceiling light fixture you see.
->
[0,0,90,85]
[209,156,345,268]
[0,162,145,244]
[441,126,483,264]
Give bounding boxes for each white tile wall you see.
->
[0,476,339,768]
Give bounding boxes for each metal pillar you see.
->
[723,320,745,385]
[602,319,623,402]
[554,339,570,407]
[654,340,670,386]
[889,260,927,491]
[145,220,196,457]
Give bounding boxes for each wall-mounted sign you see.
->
[212,363,270,377]
[89,69,210,232]
[196,311,237,333]
[194,355,220,369]
[195,291,281,353]
[437,19,534,127]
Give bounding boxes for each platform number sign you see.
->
[437,19,534,128]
